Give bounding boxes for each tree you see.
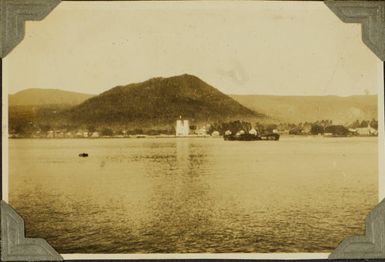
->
[101,128,114,136]
[310,124,324,135]
[370,119,378,129]
[40,124,52,133]
[87,125,96,133]
[254,122,265,134]
[289,127,302,135]
[265,124,278,133]
[350,120,360,128]
[325,125,348,136]
[360,120,369,127]
[208,122,222,135]
[14,123,35,136]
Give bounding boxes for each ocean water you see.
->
[8,136,378,253]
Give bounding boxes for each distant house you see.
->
[211,131,220,136]
[277,129,290,135]
[55,131,64,138]
[249,128,257,135]
[355,126,378,136]
[289,127,303,135]
[91,132,100,138]
[47,130,54,138]
[32,130,41,138]
[301,124,312,135]
[176,119,190,136]
[196,126,207,136]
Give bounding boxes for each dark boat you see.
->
[224,133,280,141]
[78,153,89,157]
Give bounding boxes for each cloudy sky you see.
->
[4,1,381,96]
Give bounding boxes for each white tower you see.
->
[176,118,190,136]
[183,120,190,136]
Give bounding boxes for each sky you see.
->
[4,1,381,96]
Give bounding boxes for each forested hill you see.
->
[65,74,264,127]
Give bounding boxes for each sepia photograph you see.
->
[2,0,384,257]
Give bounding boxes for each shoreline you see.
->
[7,134,379,139]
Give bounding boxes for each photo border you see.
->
[1,0,384,260]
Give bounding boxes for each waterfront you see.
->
[8,136,378,253]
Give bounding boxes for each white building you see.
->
[176,119,190,136]
[47,130,54,138]
[249,128,257,135]
[355,126,378,136]
[91,132,100,138]
[196,126,207,136]
[211,131,220,136]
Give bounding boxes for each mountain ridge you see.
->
[9,88,94,106]
[8,76,378,131]
[230,94,378,124]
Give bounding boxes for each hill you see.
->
[9,88,94,106]
[65,74,264,128]
[230,95,378,124]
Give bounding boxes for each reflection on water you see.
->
[9,137,378,253]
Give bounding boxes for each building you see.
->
[47,130,54,138]
[249,128,257,135]
[55,131,64,138]
[176,119,190,136]
[91,132,100,138]
[355,125,378,136]
[211,131,220,136]
[225,130,232,136]
[196,126,207,136]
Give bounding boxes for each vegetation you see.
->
[66,74,263,127]
[207,119,378,137]
[209,121,252,135]
[230,95,377,124]
[9,88,93,106]
[7,74,379,138]
[324,125,349,136]
[9,103,379,138]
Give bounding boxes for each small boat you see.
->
[78,153,89,157]
[224,133,279,141]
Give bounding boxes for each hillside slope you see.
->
[230,95,378,124]
[67,74,264,127]
[9,88,94,106]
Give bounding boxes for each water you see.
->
[8,136,378,253]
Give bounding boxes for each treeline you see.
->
[90,127,175,136]
[207,119,378,136]
[9,123,176,137]
[9,115,379,138]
